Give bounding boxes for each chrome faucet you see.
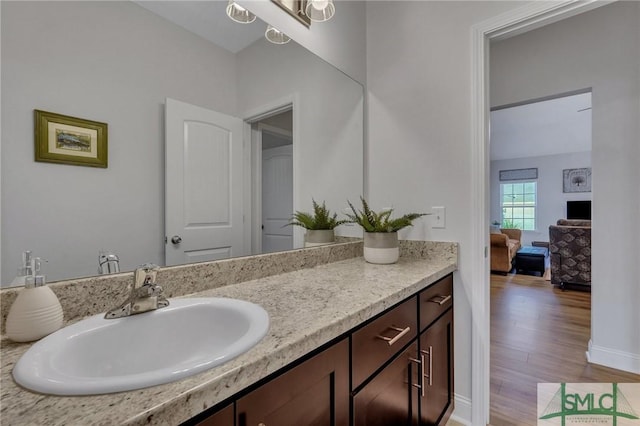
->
[104,264,169,319]
[98,251,120,275]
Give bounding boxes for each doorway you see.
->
[469,1,626,424]
[248,109,294,255]
[489,85,594,422]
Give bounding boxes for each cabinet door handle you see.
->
[409,356,423,396]
[414,353,426,397]
[421,346,433,386]
[429,294,452,305]
[377,326,411,346]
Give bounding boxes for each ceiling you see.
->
[133,1,265,53]
[490,92,592,161]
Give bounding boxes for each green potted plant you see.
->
[346,197,428,264]
[289,200,348,247]
[501,219,520,229]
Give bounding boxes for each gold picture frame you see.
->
[34,110,108,168]
[271,0,311,27]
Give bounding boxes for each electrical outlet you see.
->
[432,206,446,228]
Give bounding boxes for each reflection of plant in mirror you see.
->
[346,197,428,233]
[289,200,348,230]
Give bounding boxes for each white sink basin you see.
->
[12,298,269,395]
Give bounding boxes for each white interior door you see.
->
[262,144,293,253]
[165,98,244,266]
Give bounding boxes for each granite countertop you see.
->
[0,254,456,426]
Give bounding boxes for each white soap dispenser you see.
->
[6,258,64,342]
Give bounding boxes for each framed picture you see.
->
[34,110,108,168]
[563,168,591,193]
[271,0,311,27]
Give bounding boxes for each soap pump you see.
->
[10,250,34,286]
[6,257,64,342]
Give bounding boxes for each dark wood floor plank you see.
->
[489,272,640,425]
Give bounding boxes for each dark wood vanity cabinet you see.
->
[196,404,233,426]
[236,338,349,426]
[419,310,454,425]
[353,343,420,426]
[418,275,454,425]
[189,274,454,426]
[352,274,454,426]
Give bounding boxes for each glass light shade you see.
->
[305,0,335,22]
[265,25,291,44]
[226,0,256,24]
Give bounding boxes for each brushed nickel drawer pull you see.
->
[429,294,452,305]
[421,346,433,386]
[377,326,411,346]
[420,352,426,396]
[409,356,424,396]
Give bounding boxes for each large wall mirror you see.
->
[1,1,364,285]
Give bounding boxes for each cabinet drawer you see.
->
[352,297,417,389]
[419,275,453,331]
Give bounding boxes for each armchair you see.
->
[549,219,591,289]
[490,228,522,274]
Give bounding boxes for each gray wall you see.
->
[1,1,237,282]
[491,152,592,246]
[237,38,364,245]
[238,0,367,85]
[366,0,531,416]
[491,1,640,372]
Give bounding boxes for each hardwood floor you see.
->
[489,272,640,425]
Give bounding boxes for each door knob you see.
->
[171,235,182,245]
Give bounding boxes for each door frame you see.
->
[253,123,293,254]
[469,1,611,424]
[242,94,301,254]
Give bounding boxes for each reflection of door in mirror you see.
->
[261,126,294,254]
[251,111,294,254]
[165,98,245,267]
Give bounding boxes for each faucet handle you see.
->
[139,263,159,272]
[134,263,160,288]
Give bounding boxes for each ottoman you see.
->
[515,246,548,276]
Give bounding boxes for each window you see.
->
[500,181,536,231]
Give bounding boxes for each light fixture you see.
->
[304,0,335,22]
[265,25,291,44]
[226,0,256,24]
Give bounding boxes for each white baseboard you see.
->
[450,393,472,425]
[587,339,640,374]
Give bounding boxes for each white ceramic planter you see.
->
[304,229,335,248]
[363,232,399,264]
